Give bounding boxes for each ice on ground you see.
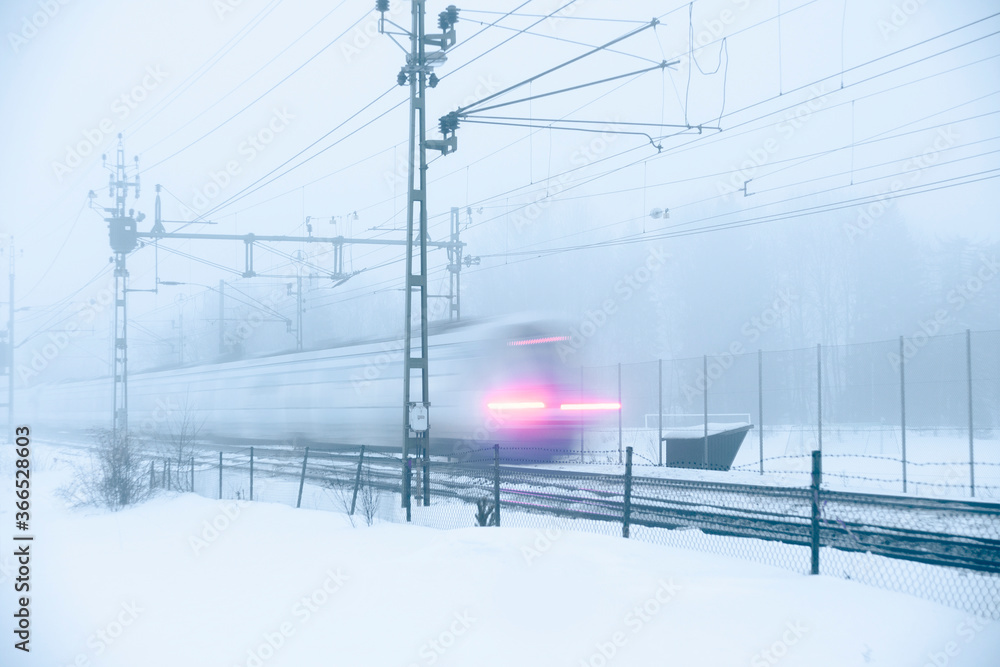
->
[1,448,998,667]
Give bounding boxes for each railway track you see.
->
[297,451,1000,574]
[50,438,1000,574]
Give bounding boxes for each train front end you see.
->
[457,323,620,462]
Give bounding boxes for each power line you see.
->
[193,87,404,221]
[474,168,1000,262]
[140,5,371,173]
[127,0,286,138]
[448,31,1000,241]
[137,0,351,156]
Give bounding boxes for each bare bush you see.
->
[474,499,495,526]
[158,393,204,492]
[358,464,381,527]
[324,469,357,528]
[63,429,153,511]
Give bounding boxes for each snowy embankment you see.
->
[1,445,998,667]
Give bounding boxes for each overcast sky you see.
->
[1,0,997,358]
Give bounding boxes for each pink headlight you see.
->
[487,401,546,410]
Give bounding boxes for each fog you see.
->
[1,0,998,383]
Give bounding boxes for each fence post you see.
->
[190,456,194,494]
[810,450,822,575]
[623,446,633,538]
[414,454,422,506]
[758,349,764,475]
[899,336,907,494]
[658,358,663,467]
[580,366,585,463]
[617,362,623,465]
[296,447,310,509]
[166,460,171,491]
[162,460,167,489]
[422,448,430,507]
[967,329,975,498]
[249,446,254,502]
[405,458,412,523]
[218,451,223,500]
[149,460,155,491]
[817,343,823,454]
[350,445,366,516]
[493,444,501,527]
[703,355,709,465]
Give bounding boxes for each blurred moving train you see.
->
[23,317,621,460]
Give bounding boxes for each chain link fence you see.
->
[174,442,1000,620]
[583,329,1000,499]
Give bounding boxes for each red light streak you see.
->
[559,403,621,411]
[487,401,546,410]
[507,336,569,347]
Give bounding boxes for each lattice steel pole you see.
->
[401,0,430,511]
[380,0,460,510]
[95,135,142,440]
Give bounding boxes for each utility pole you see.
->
[285,277,305,352]
[445,207,479,320]
[91,134,143,439]
[380,1,460,511]
[448,208,461,320]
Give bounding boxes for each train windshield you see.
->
[475,326,574,405]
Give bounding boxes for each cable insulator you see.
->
[428,73,439,88]
[375,0,389,12]
[446,5,459,25]
[397,69,407,86]
[439,112,459,136]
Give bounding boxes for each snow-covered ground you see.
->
[2,444,999,666]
